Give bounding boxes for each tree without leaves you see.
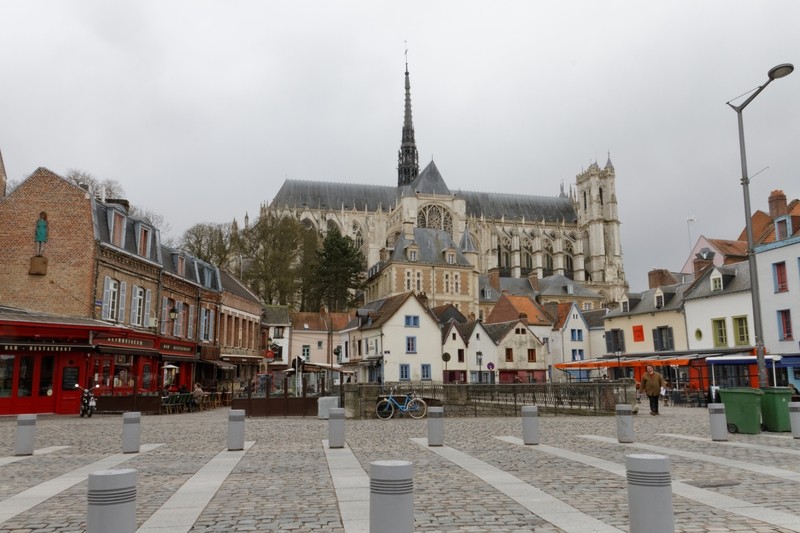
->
[180,222,234,269]
[65,169,125,198]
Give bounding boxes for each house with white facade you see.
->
[545,302,592,382]
[482,319,546,383]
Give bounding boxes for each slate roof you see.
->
[269,161,577,223]
[608,282,691,318]
[537,275,600,299]
[481,321,517,344]
[431,304,467,325]
[391,228,471,266]
[682,261,750,301]
[582,308,610,329]
[262,305,291,325]
[95,201,161,265]
[160,245,222,291]
[219,270,261,304]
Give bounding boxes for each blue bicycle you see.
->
[376,388,427,419]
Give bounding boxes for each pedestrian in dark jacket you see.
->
[640,365,666,415]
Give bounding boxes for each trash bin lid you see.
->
[720,387,764,395]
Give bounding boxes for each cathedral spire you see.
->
[397,47,419,187]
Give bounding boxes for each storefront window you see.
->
[0,354,14,397]
[37,356,55,396]
[101,359,111,387]
[142,364,152,389]
[18,356,34,397]
[113,354,133,387]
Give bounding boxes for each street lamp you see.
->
[726,63,794,387]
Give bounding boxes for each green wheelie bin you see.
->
[760,387,792,432]
[718,387,763,434]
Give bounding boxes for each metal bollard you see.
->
[122,412,141,453]
[626,454,674,533]
[427,407,444,446]
[521,405,539,445]
[616,404,634,443]
[227,409,245,451]
[708,403,728,441]
[370,460,413,533]
[328,408,345,448]
[790,402,800,439]
[87,468,137,533]
[15,414,37,456]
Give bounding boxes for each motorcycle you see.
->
[75,384,100,417]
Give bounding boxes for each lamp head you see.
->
[768,63,794,80]
[169,308,178,320]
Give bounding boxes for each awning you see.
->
[706,354,782,364]
[98,345,161,357]
[199,359,236,371]
[221,354,263,365]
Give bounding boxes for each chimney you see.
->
[417,292,428,307]
[518,312,528,326]
[768,189,788,219]
[648,269,677,289]
[403,219,415,240]
[488,267,500,291]
[528,272,539,291]
[692,248,715,276]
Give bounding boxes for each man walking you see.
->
[640,365,666,415]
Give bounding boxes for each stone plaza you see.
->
[1,405,799,532]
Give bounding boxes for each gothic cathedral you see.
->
[267,62,627,316]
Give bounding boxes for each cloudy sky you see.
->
[2,1,798,291]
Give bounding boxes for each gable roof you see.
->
[485,294,552,326]
[481,320,517,344]
[290,311,353,332]
[582,308,610,329]
[401,160,451,196]
[431,303,467,324]
[537,274,600,299]
[390,227,472,266]
[683,261,750,301]
[220,270,261,304]
[355,292,431,331]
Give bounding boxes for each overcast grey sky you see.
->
[2,1,798,292]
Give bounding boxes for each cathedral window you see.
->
[417,204,453,236]
[599,187,604,206]
[352,222,363,249]
[326,219,338,234]
[524,253,533,269]
[583,191,587,212]
[454,273,461,294]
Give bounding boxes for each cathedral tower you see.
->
[397,58,419,187]
[574,155,627,302]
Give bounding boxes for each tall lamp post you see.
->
[726,63,794,387]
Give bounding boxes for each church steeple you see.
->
[397,51,419,187]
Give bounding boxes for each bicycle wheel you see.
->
[376,399,395,420]
[406,398,427,419]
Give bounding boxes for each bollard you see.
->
[87,468,137,533]
[427,407,444,446]
[122,412,141,453]
[616,404,634,443]
[370,460,413,533]
[521,405,539,445]
[790,402,800,439]
[626,454,673,533]
[328,408,345,449]
[708,403,728,442]
[227,409,245,451]
[15,414,37,456]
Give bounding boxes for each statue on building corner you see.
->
[35,211,48,256]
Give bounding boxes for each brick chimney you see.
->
[518,312,528,326]
[488,267,500,291]
[768,189,788,219]
[693,248,715,275]
[648,269,677,289]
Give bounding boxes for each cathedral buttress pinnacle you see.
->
[397,52,419,187]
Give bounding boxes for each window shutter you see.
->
[208,310,215,341]
[605,332,613,353]
[118,282,127,323]
[666,328,674,350]
[173,301,182,337]
[199,308,207,340]
[130,285,139,325]
[652,328,660,350]
[144,289,152,327]
[160,297,168,335]
[102,276,111,320]
[187,305,195,339]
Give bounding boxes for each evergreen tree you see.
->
[313,227,366,312]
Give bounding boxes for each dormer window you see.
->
[176,255,185,276]
[566,284,574,295]
[710,273,723,291]
[137,224,151,257]
[446,252,456,264]
[109,210,126,247]
[655,294,664,309]
[775,216,790,240]
[621,299,630,313]
[408,249,418,262]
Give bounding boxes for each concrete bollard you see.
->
[328,408,345,449]
[318,396,340,419]
[87,468,137,533]
[122,412,141,453]
[227,409,245,451]
[790,402,800,439]
[521,405,539,445]
[427,407,444,446]
[626,454,674,533]
[15,414,37,456]
[708,403,728,442]
[370,460,413,533]
[616,404,634,443]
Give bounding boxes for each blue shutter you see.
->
[118,282,127,323]
[101,276,111,320]
[130,285,139,325]
[187,305,195,339]
[160,297,168,335]
[144,289,152,327]
[208,309,215,341]
[199,308,207,340]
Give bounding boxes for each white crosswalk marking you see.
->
[0,446,70,467]
[323,440,370,533]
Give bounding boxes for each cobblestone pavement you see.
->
[1,404,799,532]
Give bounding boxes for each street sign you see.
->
[486,362,495,370]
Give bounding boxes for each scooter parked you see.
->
[75,384,100,417]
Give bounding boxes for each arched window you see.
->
[524,253,533,269]
[352,222,363,248]
[326,219,339,234]
[543,239,554,275]
[300,218,315,231]
[599,187,604,206]
[417,204,453,236]
[583,191,587,212]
